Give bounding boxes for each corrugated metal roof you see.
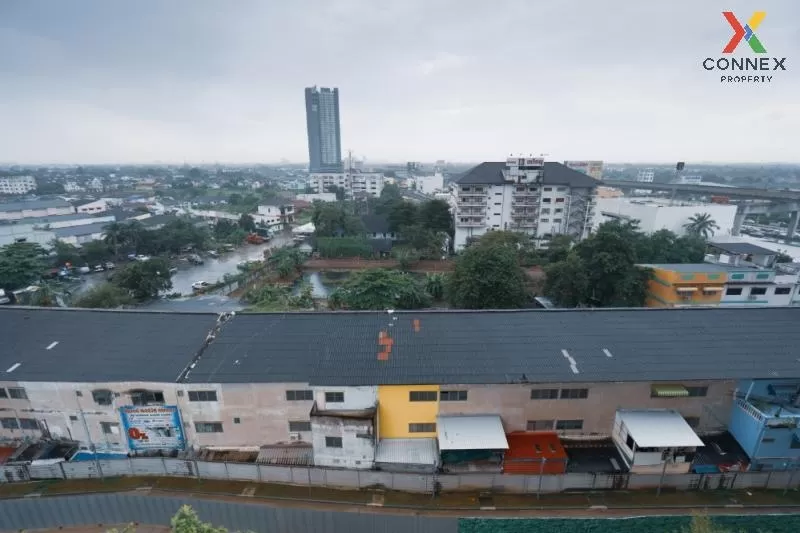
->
[256,444,313,466]
[374,438,438,465]
[618,409,704,448]
[52,222,110,238]
[437,415,508,451]
[709,242,777,256]
[456,162,598,188]
[0,199,72,212]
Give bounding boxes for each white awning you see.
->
[675,287,698,293]
[618,409,704,448]
[702,286,725,292]
[375,438,438,465]
[292,222,315,234]
[437,415,509,451]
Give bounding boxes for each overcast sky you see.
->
[0,0,797,165]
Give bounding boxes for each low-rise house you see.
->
[0,199,75,221]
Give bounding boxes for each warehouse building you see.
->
[1,307,799,472]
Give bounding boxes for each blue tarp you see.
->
[70,452,127,462]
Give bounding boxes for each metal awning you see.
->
[375,438,438,466]
[675,287,698,292]
[618,409,704,448]
[651,384,689,397]
[437,415,509,451]
[702,286,725,292]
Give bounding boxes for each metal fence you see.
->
[2,458,800,495]
[0,493,458,533]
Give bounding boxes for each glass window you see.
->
[1,418,20,429]
[409,391,438,402]
[555,419,583,430]
[130,390,164,406]
[730,273,745,280]
[686,386,708,397]
[756,273,770,280]
[325,436,343,448]
[288,421,312,432]
[409,423,436,433]
[325,391,345,403]
[285,390,313,401]
[440,390,468,401]
[560,388,589,399]
[195,422,223,433]
[531,389,559,400]
[527,420,554,431]
[8,388,27,400]
[0,389,7,399]
[19,418,39,430]
[775,287,792,295]
[188,390,218,402]
[100,422,119,435]
[726,287,743,296]
[750,287,767,296]
[92,389,114,406]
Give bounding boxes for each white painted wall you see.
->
[595,198,737,237]
[310,415,375,469]
[313,386,377,411]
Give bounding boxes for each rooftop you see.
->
[505,431,567,462]
[456,162,598,188]
[638,263,731,274]
[709,242,777,256]
[0,199,73,212]
[4,307,800,385]
[52,222,112,238]
[374,438,438,466]
[437,415,509,451]
[618,409,704,449]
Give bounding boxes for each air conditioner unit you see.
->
[289,433,302,442]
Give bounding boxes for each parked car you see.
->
[104,262,116,270]
[169,267,178,275]
[187,254,204,265]
[78,265,91,274]
[0,289,10,305]
[135,255,150,262]
[93,265,105,272]
[191,281,211,292]
[207,250,219,258]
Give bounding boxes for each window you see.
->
[75,391,83,397]
[325,391,345,403]
[730,273,745,280]
[542,198,552,203]
[410,391,437,402]
[756,273,770,280]
[1,418,19,429]
[555,208,563,213]
[289,421,312,432]
[541,208,550,214]
[762,437,775,443]
[100,422,119,435]
[684,417,700,428]
[325,436,343,448]
[285,390,313,401]
[560,388,589,400]
[18,418,38,430]
[92,389,113,406]
[726,287,743,296]
[681,274,695,281]
[686,386,708,397]
[543,187,552,192]
[8,387,27,400]
[750,287,767,296]
[555,198,565,203]
[409,423,436,433]
[553,219,562,224]
[69,415,78,421]
[440,390,468,402]
[493,213,501,216]
[775,287,792,295]
[555,419,583,430]
[195,422,223,433]
[130,390,164,406]
[187,390,218,402]
[0,389,7,399]
[531,388,559,400]
[541,218,550,223]
[791,435,800,449]
[233,418,241,424]
[527,420,554,431]
[708,274,721,280]
[626,434,635,449]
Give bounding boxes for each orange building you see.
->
[503,432,568,474]
[640,263,729,308]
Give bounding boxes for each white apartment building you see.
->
[452,157,598,250]
[413,173,445,195]
[309,172,385,198]
[636,168,655,183]
[0,176,37,195]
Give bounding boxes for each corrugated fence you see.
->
[2,457,800,494]
[0,493,458,533]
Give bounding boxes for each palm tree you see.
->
[683,213,720,239]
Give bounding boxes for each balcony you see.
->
[459,189,487,197]
[457,220,485,227]
[459,209,485,216]
[511,200,537,207]
[512,190,539,197]
[458,198,487,207]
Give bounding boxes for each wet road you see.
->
[169,233,291,295]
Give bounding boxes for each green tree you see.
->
[545,235,573,264]
[228,193,243,205]
[544,252,590,307]
[82,240,114,265]
[388,200,419,232]
[447,244,528,309]
[311,202,363,237]
[238,213,256,232]
[418,199,454,236]
[329,269,431,310]
[0,242,49,296]
[51,240,82,267]
[392,247,421,270]
[112,257,173,301]
[34,182,65,195]
[74,283,132,309]
[28,281,64,307]
[424,273,446,301]
[374,183,403,214]
[171,505,227,533]
[325,185,346,201]
[399,224,445,258]
[683,212,720,238]
[775,249,794,263]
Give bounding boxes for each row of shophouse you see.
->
[1,306,799,477]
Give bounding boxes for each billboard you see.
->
[119,405,185,451]
[564,160,604,180]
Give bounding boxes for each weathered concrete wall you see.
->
[311,415,375,469]
[437,380,734,436]
[313,386,377,410]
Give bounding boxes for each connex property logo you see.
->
[702,11,787,83]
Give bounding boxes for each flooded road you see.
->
[169,233,292,295]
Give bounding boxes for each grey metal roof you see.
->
[638,263,732,273]
[437,415,508,450]
[375,438,438,465]
[4,306,800,385]
[710,242,777,256]
[52,222,112,238]
[0,308,218,382]
[0,199,72,212]
[189,307,800,385]
[456,162,598,188]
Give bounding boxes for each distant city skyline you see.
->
[0,0,797,164]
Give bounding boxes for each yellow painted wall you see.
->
[645,267,727,307]
[377,385,439,438]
